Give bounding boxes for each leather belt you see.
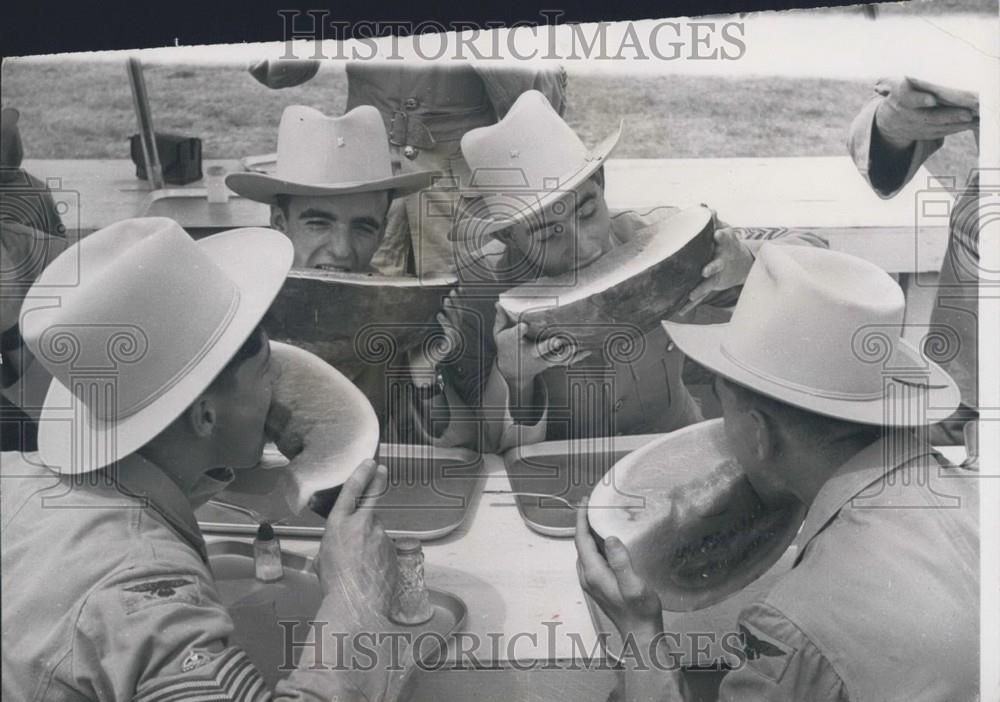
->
[385,105,496,150]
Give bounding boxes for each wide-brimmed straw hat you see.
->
[450,90,622,240]
[663,244,960,426]
[19,217,293,474]
[226,105,438,205]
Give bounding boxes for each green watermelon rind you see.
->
[264,270,457,372]
[498,206,716,348]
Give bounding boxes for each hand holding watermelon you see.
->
[314,459,398,602]
[678,227,754,316]
[493,303,592,393]
[575,497,664,644]
[305,459,420,700]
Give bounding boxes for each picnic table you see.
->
[16,154,960,698]
[204,443,967,701]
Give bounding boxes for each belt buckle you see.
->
[388,110,408,147]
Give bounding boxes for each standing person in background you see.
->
[1,106,70,450]
[0,221,66,450]
[848,75,980,448]
[248,58,567,277]
[1,106,65,236]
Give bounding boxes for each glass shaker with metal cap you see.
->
[390,538,434,625]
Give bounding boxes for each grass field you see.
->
[1,60,981,184]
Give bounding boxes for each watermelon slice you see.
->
[263,341,380,514]
[264,270,456,378]
[498,206,715,349]
[587,419,805,612]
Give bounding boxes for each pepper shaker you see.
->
[390,538,434,625]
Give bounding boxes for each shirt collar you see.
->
[109,454,231,562]
[793,430,938,561]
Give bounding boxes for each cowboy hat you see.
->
[19,217,293,475]
[450,90,622,240]
[226,105,438,205]
[663,244,960,426]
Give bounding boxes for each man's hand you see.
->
[493,303,591,392]
[679,227,753,316]
[575,498,663,644]
[306,459,419,700]
[873,76,977,152]
[315,459,398,612]
[433,289,466,365]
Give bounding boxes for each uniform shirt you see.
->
[1,451,373,701]
[1,220,67,451]
[0,167,66,236]
[446,206,828,452]
[848,95,980,412]
[718,433,979,701]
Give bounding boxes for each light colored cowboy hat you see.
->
[226,105,438,205]
[663,244,960,426]
[19,217,293,475]
[450,90,623,240]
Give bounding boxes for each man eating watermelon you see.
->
[3,217,420,701]
[440,90,827,452]
[574,245,978,701]
[227,104,476,448]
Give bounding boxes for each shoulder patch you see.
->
[120,575,200,614]
[739,622,796,683]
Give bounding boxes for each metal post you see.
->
[126,56,165,190]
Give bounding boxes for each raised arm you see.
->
[847,77,975,198]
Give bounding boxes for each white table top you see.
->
[232,454,594,662]
[206,443,969,663]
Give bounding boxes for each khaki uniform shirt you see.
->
[719,433,979,701]
[1,451,369,701]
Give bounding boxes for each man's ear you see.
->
[269,205,287,232]
[492,225,515,246]
[185,394,218,439]
[590,166,606,191]
[747,408,776,463]
[378,193,392,243]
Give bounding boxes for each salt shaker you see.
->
[205,165,229,204]
[390,538,434,625]
[253,522,284,582]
